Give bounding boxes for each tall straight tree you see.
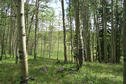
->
[85,0,91,62]
[123,0,126,83]
[9,0,13,57]
[111,0,116,63]
[34,0,39,59]
[25,0,29,35]
[69,0,73,62]
[17,0,29,83]
[81,0,91,62]
[74,0,83,70]
[61,0,67,63]
[93,0,101,62]
[115,0,121,63]
[102,0,107,62]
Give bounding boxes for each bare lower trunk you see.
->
[41,37,43,57]
[57,31,60,60]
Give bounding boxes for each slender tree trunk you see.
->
[82,0,87,61]
[12,17,17,58]
[94,11,97,61]
[34,0,39,59]
[25,0,29,35]
[61,0,67,63]
[49,30,52,58]
[69,0,74,63]
[111,0,116,63]
[17,0,29,83]
[15,23,19,64]
[93,7,98,61]
[0,4,2,60]
[123,0,126,83]
[57,31,60,60]
[49,23,53,59]
[92,32,95,62]
[4,9,8,59]
[1,24,5,60]
[82,0,91,62]
[41,37,43,57]
[43,25,48,57]
[0,7,6,60]
[74,0,83,70]
[26,12,35,52]
[102,0,107,63]
[96,15,102,62]
[25,0,30,54]
[9,0,13,57]
[115,0,121,64]
[43,36,46,57]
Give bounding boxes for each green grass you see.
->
[0,56,123,84]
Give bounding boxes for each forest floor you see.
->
[0,56,123,84]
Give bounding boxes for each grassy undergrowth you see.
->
[0,57,123,84]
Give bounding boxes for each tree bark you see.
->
[102,0,107,63]
[61,0,67,63]
[123,0,126,83]
[111,0,116,63]
[74,0,83,70]
[34,0,39,59]
[17,0,29,83]
[57,31,60,60]
[115,0,121,64]
[9,0,13,57]
[69,0,74,63]
[82,0,91,62]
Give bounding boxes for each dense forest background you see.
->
[0,0,126,84]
